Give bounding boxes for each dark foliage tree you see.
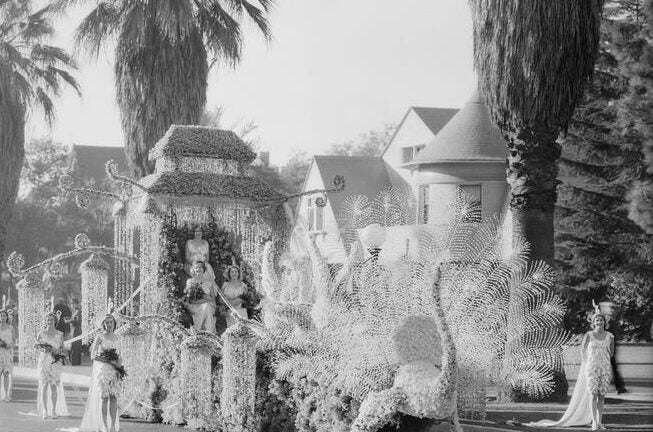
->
[556,0,653,341]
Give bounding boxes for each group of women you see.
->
[0,297,618,431]
[6,311,124,432]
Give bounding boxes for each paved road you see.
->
[1,370,651,432]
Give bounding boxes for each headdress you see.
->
[587,300,609,329]
[223,257,244,281]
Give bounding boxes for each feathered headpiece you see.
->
[587,299,609,328]
[223,257,244,281]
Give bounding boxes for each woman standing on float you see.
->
[528,304,614,431]
[35,312,69,418]
[79,314,123,432]
[0,309,14,401]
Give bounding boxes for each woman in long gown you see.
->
[35,312,69,418]
[528,311,614,430]
[79,314,123,432]
[0,309,14,401]
[221,265,248,327]
[185,261,218,332]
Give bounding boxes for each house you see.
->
[381,106,458,186]
[68,145,129,186]
[294,90,510,262]
[296,156,409,263]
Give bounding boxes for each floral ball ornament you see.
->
[58,174,74,189]
[46,262,65,280]
[74,233,92,249]
[6,251,25,276]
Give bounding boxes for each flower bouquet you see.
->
[184,279,204,303]
[95,348,127,380]
[35,342,53,353]
[0,337,7,349]
[35,342,66,364]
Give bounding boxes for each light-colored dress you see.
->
[35,331,70,417]
[79,334,122,431]
[527,331,614,428]
[221,280,248,327]
[186,278,217,332]
[586,332,613,396]
[0,325,13,374]
[0,324,13,401]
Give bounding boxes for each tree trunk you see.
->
[0,77,26,262]
[116,20,208,178]
[506,127,561,267]
[506,126,569,402]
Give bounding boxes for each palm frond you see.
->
[73,2,120,58]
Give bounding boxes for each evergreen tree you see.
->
[556,0,653,341]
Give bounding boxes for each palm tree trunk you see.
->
[116,20,208,178]
[0,79,25,262]
[505,126,568,402]
[506,127,561,267]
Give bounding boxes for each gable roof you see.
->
[381,106,458,158]
[406,90,506,166]
[312,155,409,224]
[412,107,460,135]
[68,145,129,185]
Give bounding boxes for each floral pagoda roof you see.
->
[149,125,257,164]
[138,172,285,202]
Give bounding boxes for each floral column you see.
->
[17,272,45,366]
[221,322,257,432]
[79,253,109,342]
[180,334,214,429]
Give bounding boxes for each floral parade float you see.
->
[6,125,570,432]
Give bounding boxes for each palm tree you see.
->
[0,1,79,262]
[467,0,604,402]
[468,0,603,267]
[49,0,272,178]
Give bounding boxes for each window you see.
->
[402,147,413,163]
[306,197,325,231]
[418,185,429,224]
[414,144,425,155]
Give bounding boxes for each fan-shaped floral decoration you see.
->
[257,190,570,430]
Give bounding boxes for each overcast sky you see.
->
[27,0,476,165]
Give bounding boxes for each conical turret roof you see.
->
[405,90,506,166]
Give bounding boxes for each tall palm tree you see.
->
[468,0,604,402]
[49,0,272,178]
[0,1,79,262]
[468,0,603,267]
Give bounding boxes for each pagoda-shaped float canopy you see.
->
[404,90,506,167]
[137,125,285,203]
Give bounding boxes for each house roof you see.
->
[149,125,256,164]
[412,107,460,136]
[312,155,409,223]
[405,90,506,166]
[68,145,129,185]
[381,107,458,157]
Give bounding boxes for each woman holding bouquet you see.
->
[221,265,248,327]
[35,312,69,418]
[0,309,14,401]
[185,261,218,332]
[79,314,124,432]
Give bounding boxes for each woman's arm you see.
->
[89,335,101,359]
[609,332,615,358]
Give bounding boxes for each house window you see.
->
[306,197,325,231]
[418,185,429,224]
[402,147,413,163]
[456,184,482,222]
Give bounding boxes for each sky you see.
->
[27,0,477,165]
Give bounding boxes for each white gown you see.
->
[221,280,248,327]
[28,331,70,417]
[527,332,613,428]
[78,334,122,431]
[0,325,12,401]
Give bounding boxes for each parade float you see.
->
[6,125,569,432]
